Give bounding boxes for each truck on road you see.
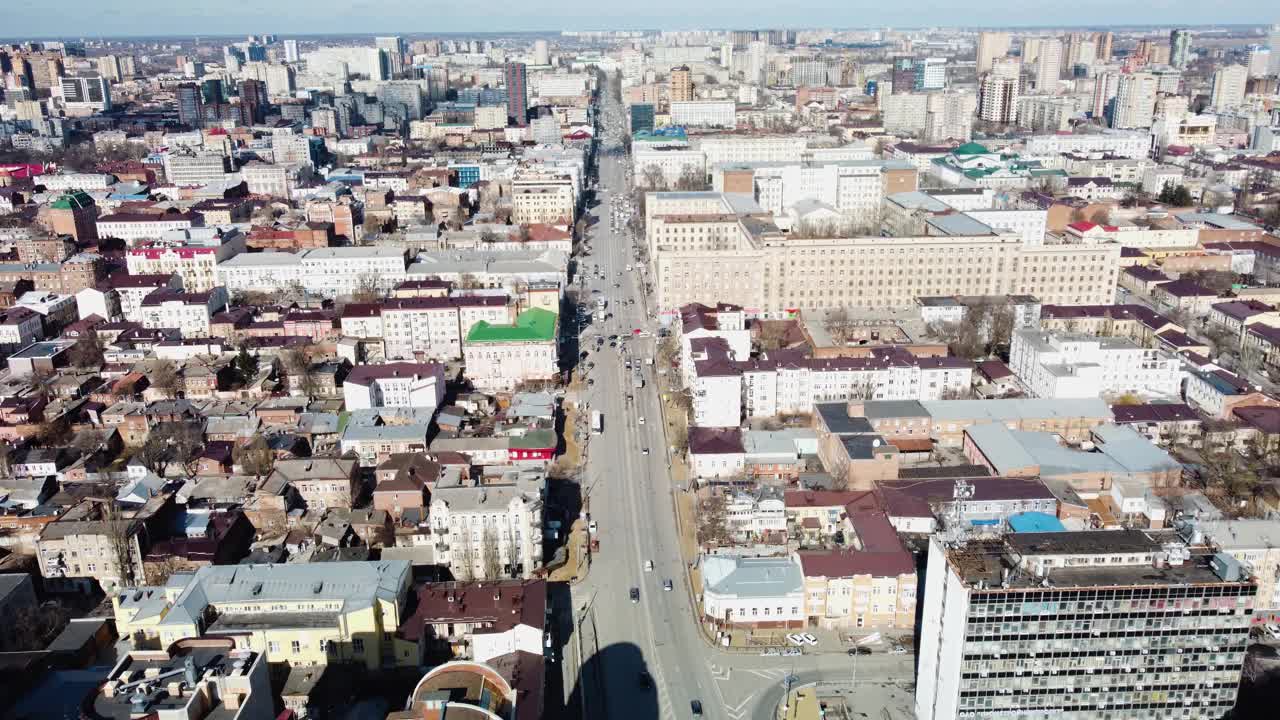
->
[591,410,603,435]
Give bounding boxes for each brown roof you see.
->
[398,580,546,642]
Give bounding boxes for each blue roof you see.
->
[1008,511,1066,533]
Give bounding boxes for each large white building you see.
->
[1022,131,1150,159]
[916,532,1255,720]
[138,288,229,338]
[669,100,736,128]
[646,192,1122,315]
[1009,328,1183,399]
[742,159,913,226]
[378,296,514,361]
[1111,72,1158,129]
[342,362,446,410]
[693,136,872,166]
[99,210,202,245]
[429,469,545,580]
[125,228,245,292]
[633,147,707,188]
[216,247,408,298]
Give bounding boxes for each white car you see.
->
[641,447,649,455]
[644,560,654,572]
[786,633,804,646]
[801,633,818,646]
[638,416,645,425]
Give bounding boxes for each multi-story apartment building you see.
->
[164,152,233,187]
[633,147,707,188]
[37,514,146,593]
[428,469,545,580]
[1010,328,1183,400]
[692,136,872,167]
[512,174,576,225]
[109,273,184,323]
[1199,520,1280,624]
[379,296,514,360]
[916,531,1256,720]
[126,227,245,292]
[138,287,229,338]
[112,561,415,670]
[343,362,446,410]
[646,192,1121,315]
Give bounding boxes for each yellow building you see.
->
[795,511,919,630]
[113,561,416,670]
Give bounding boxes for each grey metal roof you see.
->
[921,397,1111,422]
[701,555,802,599]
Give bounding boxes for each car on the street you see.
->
[641,447,649,455]
[761,648,780,656]
[629,587,640,603]
[587,379,594,386]
[784,648,802,656]
[638,416,645,425]
[639,671,653,690]
[848,646,872,656]
[889,644,908,654]
[690,700,703,716]
[801,633,818,646]
[663,579,673,591]
[786,634,804,646]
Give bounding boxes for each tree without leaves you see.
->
[138,421,204,478]
[5,600,70,651]
[452,527,475,582]
[148,360,182,398]
[234,436,275,480]
[99,500,140,590]
[69,328,106,368]
[696,494,730,546]
[481,525,504,580]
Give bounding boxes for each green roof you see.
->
[466,307,558,344]
[51,191,94,210]
[952,142,992,156]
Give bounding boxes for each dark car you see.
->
[639,671,653,690]
[691,700,703,716]
[629,587,640,603]
[848,646,872,655]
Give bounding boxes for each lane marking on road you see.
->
[747,668,789,680]
[723,692,757,720]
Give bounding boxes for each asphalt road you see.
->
[560,89,916,720]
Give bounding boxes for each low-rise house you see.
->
[725,485,786,541]
[878,475,1058,534]
[797,510,918,630]
[1110,402,1201,444]
[397,579,547,664]
[701,555,805,630]
[1185,367,1275,420]
[343,362,446,410]
[1151,278,1219,316]
[688,427,746,480]
[341,423,431,466]
[267,457,359,511]
[373,455,439,521]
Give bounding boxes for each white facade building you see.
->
[1009,328,1183,399]
[342,362,446,410]
[669,100,736,128]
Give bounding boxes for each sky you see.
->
[5,1,1276,38]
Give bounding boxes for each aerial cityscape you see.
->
[3,9,1280,720]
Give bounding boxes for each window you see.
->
[353,638,365,653]
[291,640,301,653]
[268,641,280,654]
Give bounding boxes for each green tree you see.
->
[233,347,259,385]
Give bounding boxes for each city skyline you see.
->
[6,1,1279,38]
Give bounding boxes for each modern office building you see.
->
[630,102,656,133]
[1170,29,1192,69]
[916,531,1256,720]
[175,83,203,128]
[59,73,111,113]
[504,62,528,127]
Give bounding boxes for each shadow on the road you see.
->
[567,641,659,720]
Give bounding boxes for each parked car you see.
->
[889,644,908,654]
[690,700,703,716]
[848,647,872,656]
[801,633,818,646]
[629,587,640,603]
[786,634,804,646]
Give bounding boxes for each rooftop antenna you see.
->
[942,476,975,547]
